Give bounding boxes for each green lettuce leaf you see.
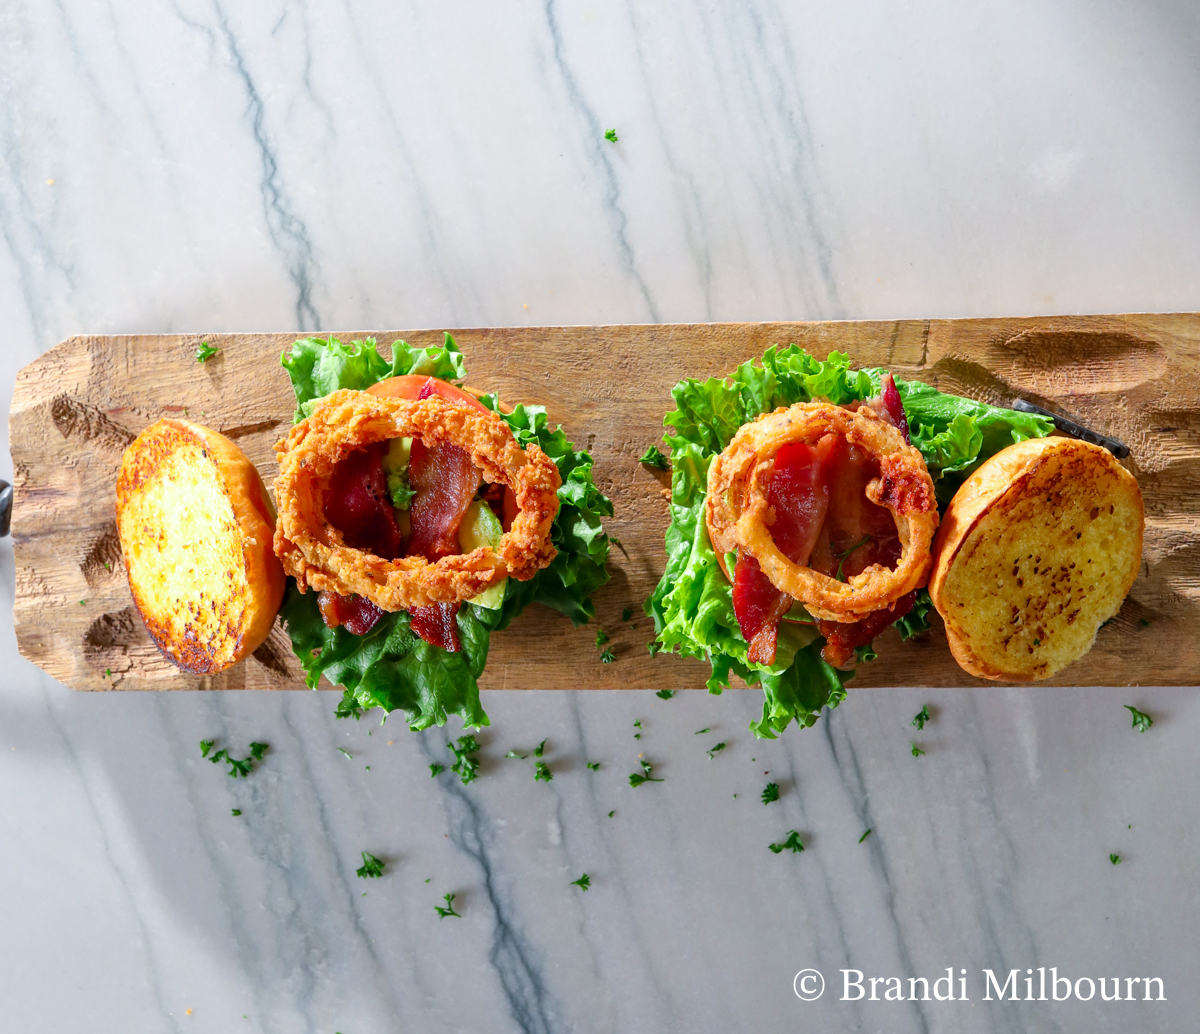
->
[648,345,1052,738]
[278,334,611,731]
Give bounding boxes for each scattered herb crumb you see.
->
[195,341,220,363]
[769,831,804,854]
[104,668,111,678]
[338,748,353,759]
[629,759,663,787]
[356,852,385,879]
[430,763,445,777]
[448,735,481,784]
[911,743,925,758]
[621,606,633,622]
[79,599,86,606]
[1110,853,1121,866]
[571,873,591,892]
[694,727,710,735]
[505,750,528,760]
[201,740,268,778]
[1125,705,1153,733]
[859,828,872,843]
[1033,637,1041,646]
[535,738,547,757]
[587,762,600,772]
[608,810,615,818]
[534,761,553,782]
[911,704,930,730]
[656,689,675,700]
[707,742,727,760]
[200,739,215,758]
[1139,618,1151,627]
[435,892,462,918]
[639,444,669,469]
[232,809,242,817]
[595,629,610,647]
[604,128,618,143]
[761,782,780,804]
[600,648,615,664]
[647,642,661,657]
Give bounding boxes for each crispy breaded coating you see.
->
[706,401,938,623]
[274,390,561,610]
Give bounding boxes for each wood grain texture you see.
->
[10,316,1198,693]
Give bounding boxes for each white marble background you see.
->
[1,1,1198,1031]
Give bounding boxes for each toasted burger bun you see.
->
[929,436,1143,682]
[116,419,285,673]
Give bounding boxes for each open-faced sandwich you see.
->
[275,334,612,730]
[646,346,1060,737]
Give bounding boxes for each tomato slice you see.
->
[366,374,488,412]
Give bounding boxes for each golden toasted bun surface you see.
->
[116,419,284,673]
[929,436,1143,682]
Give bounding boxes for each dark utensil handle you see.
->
[0,480,10,536]
[1011,399,1131,459]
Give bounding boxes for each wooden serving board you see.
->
[10,316,1199,693]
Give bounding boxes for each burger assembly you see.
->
[113,337,1144,738]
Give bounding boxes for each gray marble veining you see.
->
[1,1,1198,1031]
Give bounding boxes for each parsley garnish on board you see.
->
[1125,705,1153,732]
[604,128,618,143]
[639,445,669,470]
[912,704,931,730]
[356,852,385,879]
[656,690,674,700]
[622,607,633,622]
[571,874,591,892]
[761,782,780,804]
[707,742,727,760]
[195,341,220,363]
[600,648,615,664]
[629,759,663,786]
[448,735,481,784]
[595,629,610,647]
[435,893,462,918]
[769,831,804,854]
[200,740,268,778]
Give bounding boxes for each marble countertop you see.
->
[2,2,1198,1031]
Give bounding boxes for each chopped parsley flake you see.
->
[835,535,872,582]
[1139,618,1151,627]
[435,892,462,918]
[448,735,481,784]
[608,810,615,817]
[707,741,727,760]
[761,782,780,804]
[202,740,268,778]
[911,743,925,758]
[600,648,615,664]
[595,629,610,647]
[504,750,528,760]
[656,690,674,700]
[911,704,930,730]
[587,762,600,771]
[694,727,710,735]
[1109,853,1121,866]
[430,763,445,777]
[338,747,353,759]
[647,642,661,657]
[200,739,215,758]
[571,873,591,892]
[533,761,553,782]
[356,851,385,879]
[604,128,618,143]
[535,738,548,757]
[769,831,804,854]
[859,828,872,843]
[639,444,669,469]
[232,809,242,816]
[1125,705,1153,732]
[629,759,663,786]
[621,607,633,622]
[195,341,220,363]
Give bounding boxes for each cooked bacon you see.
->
[819,590,916,668]
[409,602,461,652]
[880,373,910,443]
[733,442,828,664]
[323,441,402,560]
[317,589,385,635]
[406,437,483,561]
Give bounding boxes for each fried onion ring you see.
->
[274,389,561,610]
[706,401,938,623]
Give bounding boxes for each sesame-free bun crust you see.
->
[929,436,1143,682]
[116,419,285,674]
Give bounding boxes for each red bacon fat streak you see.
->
[318,377,491,652]
[731,376,915,669]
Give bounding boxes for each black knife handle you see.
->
[1011,399,1130,459]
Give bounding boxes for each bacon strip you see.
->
[323,441,402,560]
[880,372,910,443]
[406,437,482,561]
[819,590,916,668]
[410,601,461,652]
